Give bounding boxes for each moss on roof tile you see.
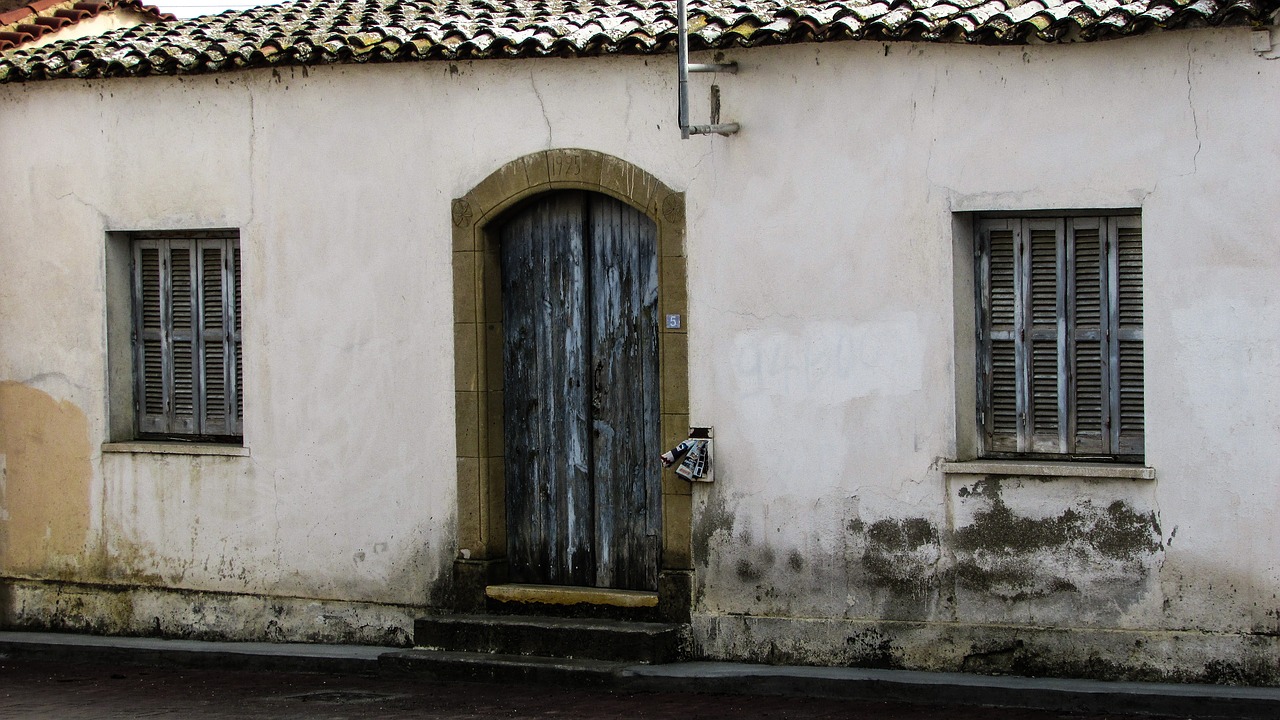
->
[1,0,1276,82]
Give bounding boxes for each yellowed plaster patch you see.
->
[0,381,94,576]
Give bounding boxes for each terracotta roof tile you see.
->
[2,0,1277,82]
[0,0,174,51]
[33,14,71,26]
[0,28,35,43]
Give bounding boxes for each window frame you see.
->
[127,230,242,444]
[973,212,1143,463]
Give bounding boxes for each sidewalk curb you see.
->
[3,631,1279,718]
[0,631,384,675]
[619,662,1280,719]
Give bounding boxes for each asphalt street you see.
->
[0,658,1188,720]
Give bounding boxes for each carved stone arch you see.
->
[451,149,691,620]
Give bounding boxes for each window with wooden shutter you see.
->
[131,232,242,441]
[976,214,1142,461]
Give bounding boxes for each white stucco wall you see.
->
[1,27,1277,677]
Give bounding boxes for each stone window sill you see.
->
[941,459,1154,480]
[102,442,249,457]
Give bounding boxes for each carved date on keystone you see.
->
[550,154,582,177]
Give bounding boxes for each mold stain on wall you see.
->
[851,513,952,622]
[695,475,1166,657]
[0,382,94,577]
[861,517,942,596]
[953,479,1162,603]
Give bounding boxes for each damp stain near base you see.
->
[860,517,942,596]
[952,481,1162,600]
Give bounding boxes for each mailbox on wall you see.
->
[661,427,714,483]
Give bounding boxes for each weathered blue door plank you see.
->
[500,191,660,591]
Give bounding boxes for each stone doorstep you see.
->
[484,583,658,608]
[482,583,665,621]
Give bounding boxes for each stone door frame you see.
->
[451,149,692,620]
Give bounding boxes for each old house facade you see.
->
[1,0,1279,684]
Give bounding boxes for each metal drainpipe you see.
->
[677,0,692,140]
[677,0,739,138]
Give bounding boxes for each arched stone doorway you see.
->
[450,149,691,620]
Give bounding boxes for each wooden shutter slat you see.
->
[141,342,165,418]
[168,243,198,434]
[1030,339,1059,437]
[1117,339,1145,445]
[989,339,1018,449]
[199,242,230,435]
[1073,339,1106,453]
[172,344,195,416]
[1116,223,1143,327]
[232,245,243,432]
[139,247,162,331]
[979,220,1019,452]
[1068,219,1107,454]
[988,228,1016,327]
[1025,220,1063,452]
[1112,217,1143,456]
[136,244,167,431]
[1028,226,1059,327]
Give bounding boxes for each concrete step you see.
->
[380,648,628,686]
[413,613,682,664]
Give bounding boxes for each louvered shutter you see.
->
[169,241,199,434]
[232,244,243,434]
[133,239,197,434]
[977,214,1142,459]
[134,241,168,434]
[132,233,241,440]
[1024,219,1065,453]
[978,219,1019,453]
[1067,218,1107,454]
[1110,217,1143,456]
[198,240,232,436]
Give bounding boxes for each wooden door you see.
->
[499,191,661,591]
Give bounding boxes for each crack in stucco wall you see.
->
[530,70,553,147]
[1185,43,1202,175]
